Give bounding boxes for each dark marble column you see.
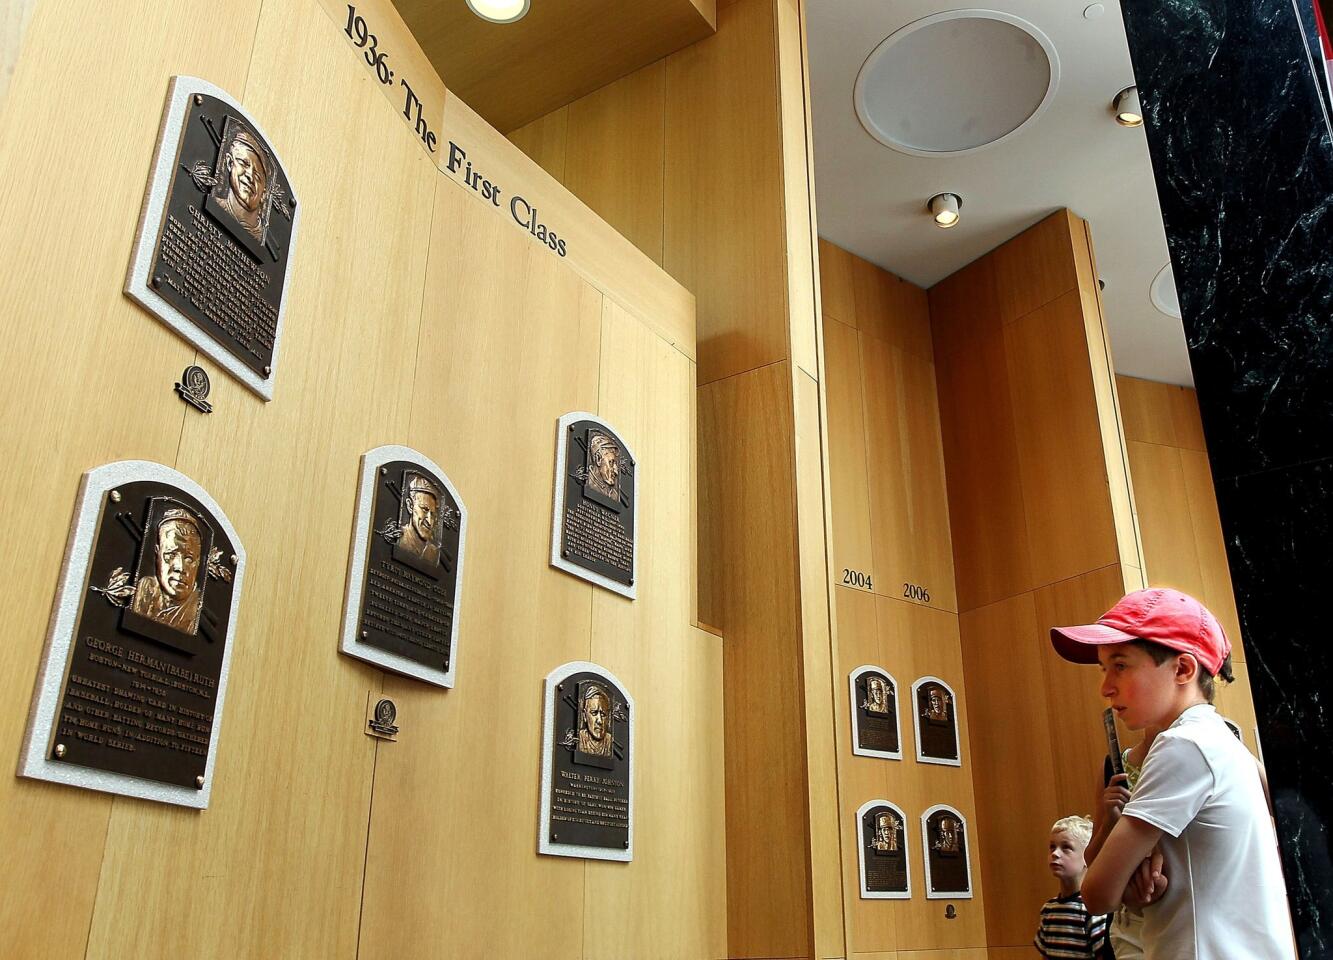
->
[1120,1,1333,955]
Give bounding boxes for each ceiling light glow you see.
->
[928,193,962,228]
[465,0,530,23]
[1113,86,1143,127]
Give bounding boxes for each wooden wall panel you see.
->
[1116,376,1206,451]
[507,105,570,181]
[825,318,875,591]
[819,237,857,330]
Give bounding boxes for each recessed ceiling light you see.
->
[928,193,962,229]
[465,0,530,23]
[1113,86,1143,127]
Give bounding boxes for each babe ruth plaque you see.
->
[912,676,961,766]
[339,446,467,688]
[539,661,634,861]
[850,665,902,760]
[921,805,973,898]
[551,412,637,599]
[18,461,245,809]
[126,76,299,400]
[857,800,911,898]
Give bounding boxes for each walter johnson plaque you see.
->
[551,412,637,599]
[19,461,245,808]
[857,800,911,899]
[921,804,973,899]
[912,676,961,766]
[340,446,467,688]
[539,661,634,861]
[126,76,299,400]
[850,665,901,760]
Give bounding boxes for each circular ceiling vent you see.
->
[855,10,1060,157]
[1151,263,1181,319]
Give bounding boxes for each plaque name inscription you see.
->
[912,675,961,767]
[921,804,973,899]
[850,665,902,760]
[857,799,912,899]
[19,461,245,809]
[126,76,299,400]
[550,412,637,599]
[340,445,467,688]
[539,661,634,861]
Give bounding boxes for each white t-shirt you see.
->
[1122,703,1295,960]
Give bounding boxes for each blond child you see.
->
[1034,815,1112,959]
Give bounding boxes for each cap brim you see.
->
[1050,623,1140,664]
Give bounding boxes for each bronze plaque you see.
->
[913,676,961,765]
[923,806,972,898]
[127,77,297,399]
[859,801,910,898]
[540,661,633,860]
[551,413,636,598]
[19,462,244,806]
[851,666,901,759]
[340,446,467,688]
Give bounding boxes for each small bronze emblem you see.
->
[174,365,213,413]
[366,696,399,740]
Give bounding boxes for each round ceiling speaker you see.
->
[855,10,1060,157]
[1151,263,1182,319]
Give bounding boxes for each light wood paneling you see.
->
[398,0,715,134]
[854,257,933,362]
[825,318,875,592]
[1127,440,1204,594]
[820,237,857,329]
[987,947,1042,960]
[777,0,818,382]
[930,257,1000,362]
[861,335,956,613]
[1116,375,1207,451]
[564,61,666,266]
[0,0,35,114]
[1179,448,1244,658]
[991,213,1078,325]
[664,0,790,385]
[0,0,260,955]
[508,105,570,181]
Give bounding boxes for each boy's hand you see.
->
[1101,773,1131,824]
[1122,847,1168,909]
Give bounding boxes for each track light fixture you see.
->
[465,0,530,23]
[928,193,962,229]
[1113,86,1143,127]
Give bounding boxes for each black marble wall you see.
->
[1120,1,1333,955]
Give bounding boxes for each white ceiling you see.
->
[809,0,1195,386]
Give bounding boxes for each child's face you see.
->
[1097,641,1181,731]
[1048,829,1088,882]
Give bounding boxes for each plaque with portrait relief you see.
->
[920,804,973,899]
[126,76,299,400]
[850,665,902,760]
[18,461,245,808]
[857,799,911,899]
[339,445,467,688]
[551,412,637,599]
[912,675,961,766]
[539,661,634,861]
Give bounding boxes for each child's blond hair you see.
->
[1050,815,1093,846]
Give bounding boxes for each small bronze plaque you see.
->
[850,666,901,759]
[540,661,633,860]
[127,77,298,399]
[19,462,245,807]
[365,694,399,741]
[858,800,911,898]
[341,446,466,687]
[922,805,973,898]
[913,676,961,766]
[551,413,636,598]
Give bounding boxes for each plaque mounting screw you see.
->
[380,468,388,476]
[557,684,564,692]
[561,550,569,558]
[361,630,369,640]
[194,95,203,106]
[54,743,67,759]
[262,365,272,376]
[551,833,559,841]
[230,554,238,565]
[151,275,161,289]
[196,776,205,789]
[623,841,629,848]
[109,490,122,503]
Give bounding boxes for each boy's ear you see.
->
[1173,652,1200,687]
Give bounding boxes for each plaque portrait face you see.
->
[396,471,444,569]
[857,800,911,898]
[210,119,274,246]
[850,665,901,760]
[551,412,638,598]
[541,661,634,861]
[921,805,973,898]
[585,431,622,502]
[18,461,245,808]
[913,676,961,766]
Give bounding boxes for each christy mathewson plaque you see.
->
[912,675,961,767]
[857,799,911,899]
[339,445,467,688]
[19,461,245,808]
[126,76,299,400]
[551,412,637,599]
[850,665,902,760]
[539,661,634,861]
[921,804,973,899]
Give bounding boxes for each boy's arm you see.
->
[1082,814,1164,914]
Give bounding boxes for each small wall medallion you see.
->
[175,365,213,413]
[366,694,399,740]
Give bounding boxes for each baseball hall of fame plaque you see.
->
[921,804,973,899]
[339,445,467,689]
[126,76,300,400]
[18,461,245,809]
[539,661,634,861]
[857,799,912,899]
[550,412,637,599]
[850,665,902,760]
[912,675,961,767]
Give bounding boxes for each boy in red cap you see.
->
[1051,588,1295,960]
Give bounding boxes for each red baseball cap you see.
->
[1050,588,1231,675]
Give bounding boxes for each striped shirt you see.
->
[1034,892,1111,959]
